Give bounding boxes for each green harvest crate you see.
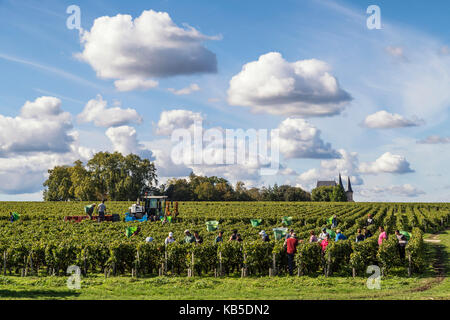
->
[250,219,262,227]
[206,221,219,232]
[282,216,293,226]
[273,227,288,240]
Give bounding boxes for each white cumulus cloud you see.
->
[105,125,154,161]
[0,96,74,156]
[363,110,424,129]
[78,95,143,128]
[106,126,141,155]
[156,109,203,136]
[227,52,351,117]
[275,118,340,159]
[77,10,219,91]
[359,152,414,174]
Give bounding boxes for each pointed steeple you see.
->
[338,173,344,189]
[347,176,353,192]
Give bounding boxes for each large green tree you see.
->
[86,152,157,201]
[43,166,74,201]
[43,152,158,201]
[331,185,347,202]
[311,185,347,202]
[69,160,96,201]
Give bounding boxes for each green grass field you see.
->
[1,229,448,300]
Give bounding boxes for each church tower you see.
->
[338,173,344,189]
[346,176,354,202]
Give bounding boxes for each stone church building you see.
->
[316,173,354,202]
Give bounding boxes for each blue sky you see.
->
[0,0,449,201]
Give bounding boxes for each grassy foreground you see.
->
[0,229,448,300]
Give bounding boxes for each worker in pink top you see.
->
[320,234,330,252]
[378,226,387,245]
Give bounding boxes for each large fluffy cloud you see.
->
[156,109,203,136]
[359,152,414,174]
[363,110,423,129]
[78,95,143,127]
[77,10,219,91]
[0,96,74,156]
[105,125,154,160]
[227,52,351,117]
[276,118,340,159]
[105,126,141,155]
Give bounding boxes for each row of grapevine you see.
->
[0,229,426,277]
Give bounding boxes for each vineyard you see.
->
[0,202,449,278]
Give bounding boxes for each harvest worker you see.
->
[367,214,374,226]
[215,231,224,243]
[285,229,295,240]
[309,230,318,243]
[355,229,365,242]
[363,227,372,238]
[193,231,203,245]
[320,234,330,253]
[236,233,243,242]
[335,229,347,242]
[331,215,338,229]
[97,200,106,222]
[395,230,408,260]
[229,229,238,241]
[85,204,96,218]
[284,233,298,276]
[125,226,141,238]
[378,226,387,245]
[259,230,270,242]
[184,230,195,244]
[318,228,328,241]
[145,237,154,243]
[165,232,175,245]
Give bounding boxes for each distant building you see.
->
[316,173,354,202]
[316,181,337,188]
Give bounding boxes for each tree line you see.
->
[160,173,311,202]
[43,151,349,202]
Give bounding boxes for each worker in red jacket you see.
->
[284,233,299,276]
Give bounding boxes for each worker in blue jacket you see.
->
[335,229,347,242]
